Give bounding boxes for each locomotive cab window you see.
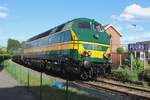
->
[93,23,104,32]
[78,21,91,29]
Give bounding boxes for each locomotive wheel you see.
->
[80,68,94,80]
[99,67,105,75]
[80,71,89,80]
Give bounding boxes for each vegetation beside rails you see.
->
[0,54,11,63]
[4,60,99,100]
[105,59,150,87]
[111,67,139,81]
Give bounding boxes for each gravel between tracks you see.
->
[0,69,37,100]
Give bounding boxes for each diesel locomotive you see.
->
[12,18,111,80]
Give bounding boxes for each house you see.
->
[104,24,122,66]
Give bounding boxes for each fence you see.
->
[3,60,100,100]
[109,43,150,69]
[2,57,150,100]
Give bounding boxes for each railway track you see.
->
[75,79,150,100]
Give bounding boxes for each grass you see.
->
[3,60,99,100]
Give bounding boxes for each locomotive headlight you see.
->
[87,51,92,56]
[103,53,110,59]
[81,51,92,57]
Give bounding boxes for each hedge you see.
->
[0,54,11,63]
[111,67,139,82]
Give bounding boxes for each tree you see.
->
[0,48,4,54]
[0,46,6,54]
[117,47,124,66]
[7,39,21,55]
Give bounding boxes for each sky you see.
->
[0,0,150,46]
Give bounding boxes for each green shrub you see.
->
[132,59,144,73]
[0,54,11,63]
[111,67,139,81]
[111,60,145,82]
[123,59,144,72]
[111,68,129,81]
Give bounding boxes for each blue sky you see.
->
[0,0,150,46]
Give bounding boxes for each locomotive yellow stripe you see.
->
[24,41,109,53]
[24,42,110,59]
[24,29,110,59]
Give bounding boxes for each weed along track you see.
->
[75,79,150,100]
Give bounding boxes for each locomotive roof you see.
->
[27,18,95,42]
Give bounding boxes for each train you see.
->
[12,18,112,80]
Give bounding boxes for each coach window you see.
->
[63,30,72,42]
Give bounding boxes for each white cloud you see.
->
[111,4,150,21]
[0,6,8,10]
[0,6,8,18]
[122,32,150,43]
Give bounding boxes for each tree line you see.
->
[0,38,22,63]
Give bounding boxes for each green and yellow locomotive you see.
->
[13,18,111,80]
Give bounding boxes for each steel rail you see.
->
[75,80,150,99]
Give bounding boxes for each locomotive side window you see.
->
[38,38,48,47]
[78,21,91,29]
[49,37,52,44]
[51,35,57,44]
[63,30,72,42]
[49,30,71,44]
[50,33,61,44]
